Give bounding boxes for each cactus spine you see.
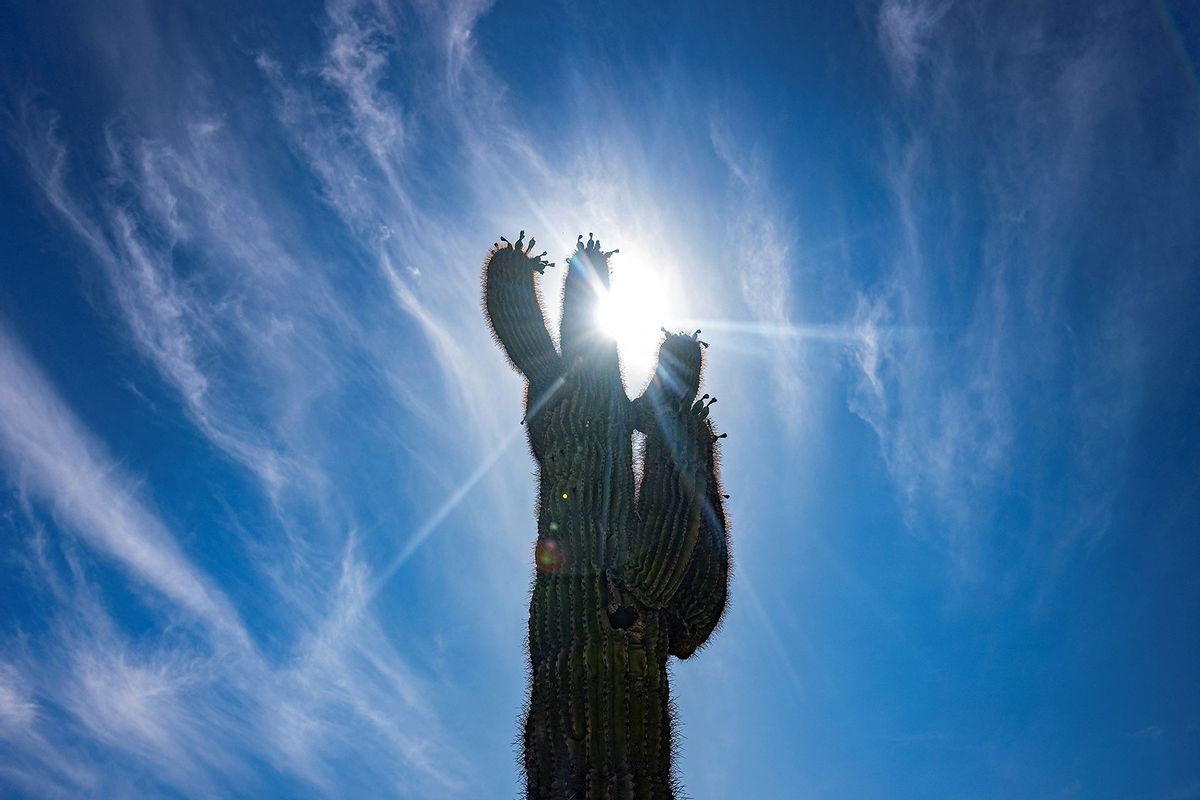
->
[483,231,730,799]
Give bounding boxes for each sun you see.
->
[595,255,677,384]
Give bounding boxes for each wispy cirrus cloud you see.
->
[0,321,249,645]
[5,41,473,794]
[8,6,496,787]
[7,85,418,616]
[708,117,808,434]
[11,102,296,499]
[853,1,1200,589]
[0,319,467,796]
[3,0,826,794]
[876,0,950,92]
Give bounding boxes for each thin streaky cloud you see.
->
[708,116,808,434]
[13,104,291,496]
[849,1,1200,595]
[876,0,951,92]
[3,1,1193,797]
[0,321,250,648]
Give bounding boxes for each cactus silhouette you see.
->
[483,231,730,799]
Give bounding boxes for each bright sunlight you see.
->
[595,254,679,384]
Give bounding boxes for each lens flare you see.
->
[535,538,568,574]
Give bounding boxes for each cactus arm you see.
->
[626,332,729,652]
[482,232,560,383]
[622,333,710,609]
[559,234,621,373]
[624,405,705,609]
[666,424,729,659]
[630,330,703,425]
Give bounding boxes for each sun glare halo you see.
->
[595,258,676,383]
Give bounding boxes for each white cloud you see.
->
[13,104,294,498]
[876,0,950,91]
[0,485,467,797]
[708,118,809,434]
[0,322,250,645]
[0,187,467,793]
[855,2,1200,591]
[0,662,37,732]
[0,0,855,793]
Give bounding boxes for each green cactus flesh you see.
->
[483,232,730,799]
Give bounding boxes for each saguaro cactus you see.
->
[483,231,730,799]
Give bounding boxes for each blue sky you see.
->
[1,0,1198,797]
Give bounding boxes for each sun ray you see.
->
[675,319,921,342]
[366,424,522,601]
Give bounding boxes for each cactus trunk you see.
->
[483,232,730,799]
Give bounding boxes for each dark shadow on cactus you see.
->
[483,231,730,799]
